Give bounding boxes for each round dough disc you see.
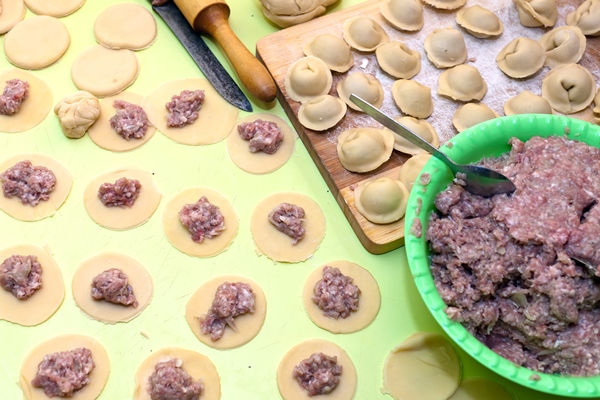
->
[303,260,381,334]
[142,78,239,145]
[162,187,239,258]
[0,244,64,326]
[71,45,139,97]
[0,0,25,34]
[83,166,161,230]
[251,192,326,263]
[276,339,357,400]
[185,275,267,349]
[87,92,156,152]
[24,0,84,17]
[72,252,153,324]
[0,69,53,133]
[20,334,110,400]
[94,3,157,50]
[0,153,72,221]
[4,15,70,70]
[133,347,221,400]
[226,113,296,174]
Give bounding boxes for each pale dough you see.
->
[0,244,64,326]
[142,78,239,145]
[382,332,461,400]
[185,275,267,350]
[4,15,70,70]
[303,260,381,334]
[0,0,25,34]
[87,92,156,152]
[71,45,139,97]
[72,252,153,324]
[277,339,357,400]
[398,154,432,192]
[251,192,326,263]
[0,69,53,133]
[0,153,72,221]
[162,187,239,258]
[20,334,110,400]
[448,377,513,400]
[94,3,157,50]
[134,347,221,400]
[24,0,84,17]
[226,113,296,174]
[83,166,161,230]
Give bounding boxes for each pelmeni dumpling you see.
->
[298,95,347,131]
[567,0,600,36]
[303,34,354,73]
[337,72,384,111]
[456,5,503,38]
[380,0,424,32]
[389,116,438,155]
[343,16,389,52]
[337,127,395,173]
[541,63,596,114]
[514,0,558,27]
[452,103,499,132]
[421,0,466,10]
[284,56,332,102]
[504,90,553,115]
[593,88,600,123]
[438,64,487,102]
[391,80,433,119]
[539,26,586,68]
[424,27,467,68]
[354,177,409,224]
[376,41,421,79]
[496,37,545,78]
[398,154,431,192]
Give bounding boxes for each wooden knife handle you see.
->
[174,0,277,104]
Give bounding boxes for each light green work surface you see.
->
[0,1,587,399]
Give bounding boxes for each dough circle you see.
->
[448,377,513,400]
[87,91,156,152]
[162,187,239,258]
[4,15,70,70]
[142,78,239,145]
[0,0,26,34]
[20,334,110,400]
[277,339,357,400]
[226,113,296,174]
[24,0,84,17]
[94,3,157,50]
[251,192,326,263]
[0,69,53,133]
[71,45,139,97]
[83,166,161,230]
[133,347,221,400]
[185,275,267,350]
[72,252,153,324]
[303,260,381,333]
[0,153,72,221]
[0,244,64,326]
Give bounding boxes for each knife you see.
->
[151,1,253,112]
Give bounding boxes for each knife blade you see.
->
[151,1,253,112]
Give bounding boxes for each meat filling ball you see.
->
[97,177,142,208]
[147,358,204,400]
[0,254,42,300]
[31,348,95,398]
[165,89,205,128]
[292,352,342,397]
[109,100,149,140]
[0,79,29,115]
[0,160,56,206]
[237,119,284,154]
[91,268,138,308]
[268,202,305,245]
[312,266,360,319]
[179,196,225,243]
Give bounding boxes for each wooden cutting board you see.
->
[256,0,599,255]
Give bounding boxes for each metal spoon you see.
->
[350,94,516,197]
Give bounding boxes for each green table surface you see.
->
[0,0,593,399]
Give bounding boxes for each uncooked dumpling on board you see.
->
[539,26,587,68]
[456,5,503,38]
[593,88,600,123]
[337,128,395,173]
[391,80,433,119]
[496,37,545,78]
[437,64,487,102]
[284,56,332,102]
[567,0,600,36]
[452,103,499,132]
[376,41,421,79]
[259,0,338,28]
[303,34,354,73]
[513,0,558,27]
[380,0,424,32]
[398,154,431,192]
[424,27,467,68]
[297,95,347,131]
[354,177,409,224]
[343,16,389,52]
[504,90,553,115]
[541,63,596,114]
[389,116,438,155]
[421,0,466,10]
[337,72,384,111]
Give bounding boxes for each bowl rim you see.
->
[404,114,600,398]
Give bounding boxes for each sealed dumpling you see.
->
[398,154,431,192]
[424,28,467,68]
[259,0,337,28]
[391,80,433,119]
[539,26,586,68]
[541,63,595,114]
[380,0,424,32]
[298,95,347,131]
[456,5,503,38]
[421,0,466,10]
[452,103,498,132]
[504,90,553,115]
[389,116,438,155]
[337,72,384,111]
[343,16,389,52]
[567,0,600,36]
[438,64,487,102]
[303,34,354,73]
[514,0,558,27]
[354,177,409,224]
[376,41,421,79]
[593,88,600,123]
[284,56,332,102]
[337,127,395,173]
[496,37,545,78]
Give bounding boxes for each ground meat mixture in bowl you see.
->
[404,114,600,397]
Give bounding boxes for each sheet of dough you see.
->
[24,0,85,17]
[94,3,157,50]
[0,0,25,34]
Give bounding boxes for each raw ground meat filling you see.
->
[312,266,360,319]
[147,358,204,400]
[0,254,42,299]
[0,160,56,206]
[179,196,225,243]
[427,136,600,376]
[0,79,29,115]
[199,282,255,341]
[31,348,95,398]
[165,89,205,128]
[237,119,284,154]
[109,100,149,140]
[292,352,342,396]
[91,268,138,307]
[268,202,305,245]
[97,177,142,208]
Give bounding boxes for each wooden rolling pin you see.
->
[174,0,277,103]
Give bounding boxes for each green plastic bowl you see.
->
[404,114,600,398]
